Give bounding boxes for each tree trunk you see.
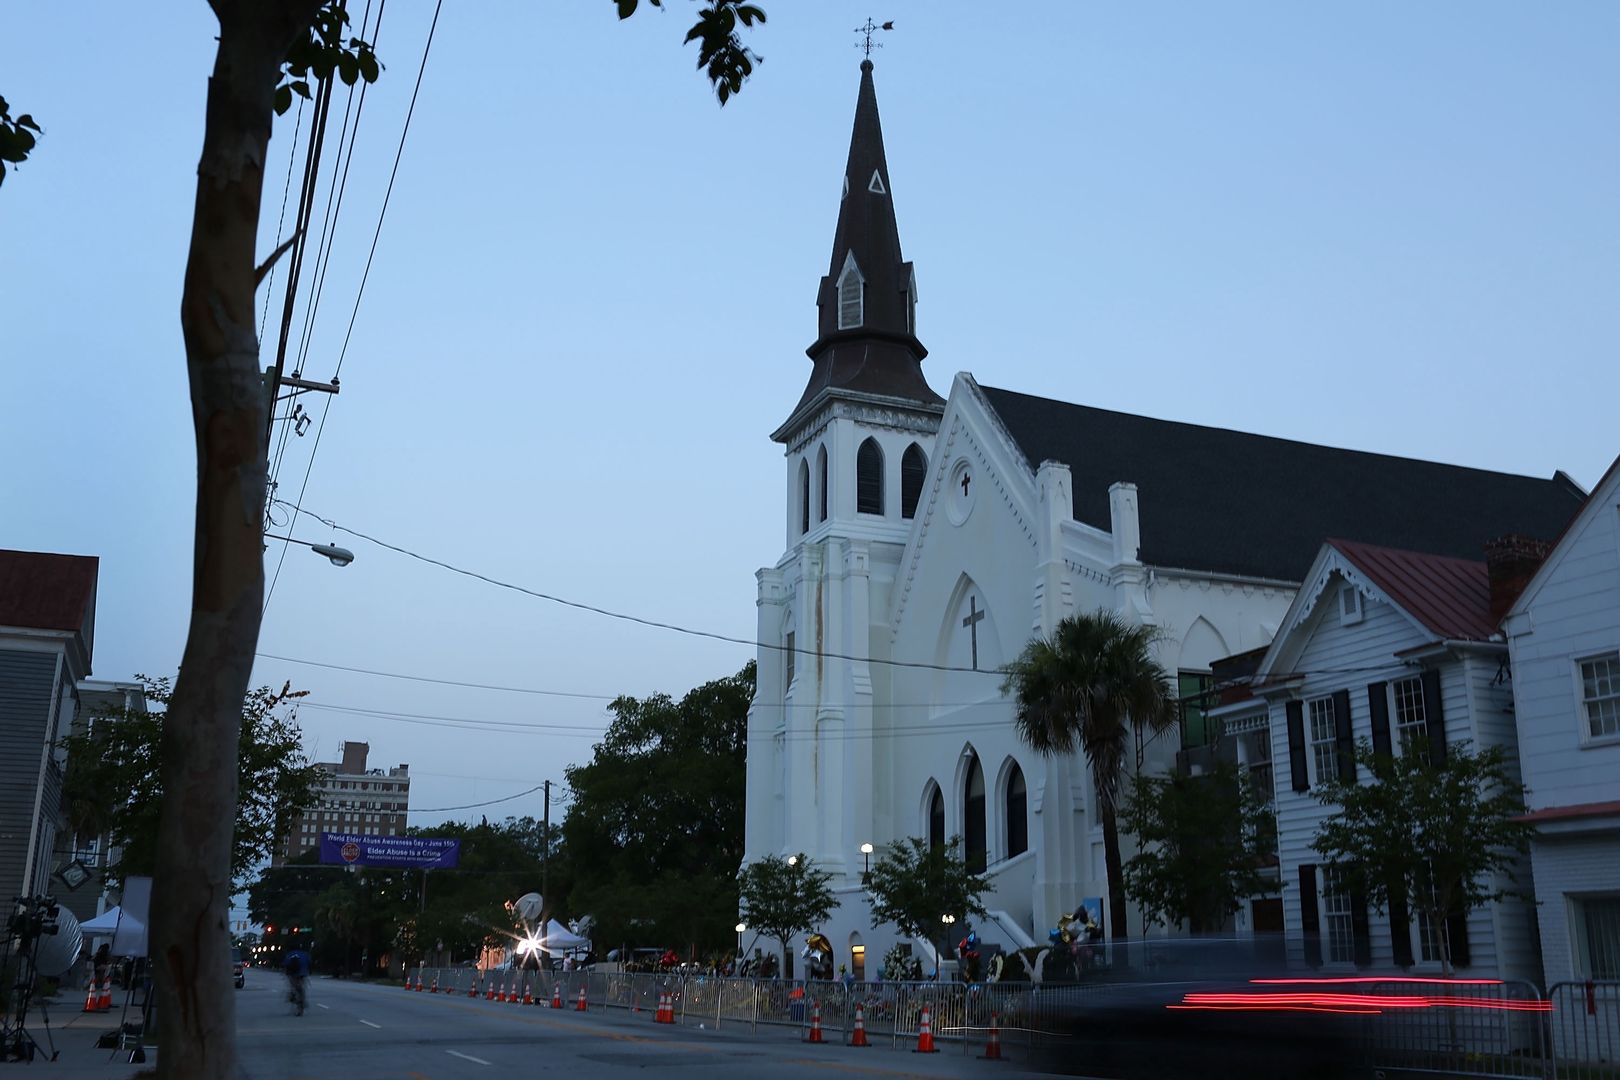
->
[152,3,320,1078]
[780,936,794,980]
[1100,801,1129,945]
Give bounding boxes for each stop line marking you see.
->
[446,1050,491,1065]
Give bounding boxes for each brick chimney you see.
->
[1485,535,1551,625]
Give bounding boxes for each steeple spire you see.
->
[774,60,941,442]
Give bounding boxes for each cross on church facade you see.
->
[962,596,985,670]
[960,471,971,497]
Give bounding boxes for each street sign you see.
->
[318,833,460,869]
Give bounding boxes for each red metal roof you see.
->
[0,549,99,633]
[1329,538,1496,642]
[1517,800,1620,823]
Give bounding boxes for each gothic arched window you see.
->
[964,753,986,873]
[1004,760,1028,859]
[901,443,927,519]
[816,444,829,523]
[927,784,945,852]
[798,458,810,535]
[856,437,884,515]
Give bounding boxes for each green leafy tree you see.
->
[614,1,766,105]
[1121,762,1276,934]
[1002,611,1178,942]
[562,663,752,957]
[863,836,990,974]
[1311,740,1535,976]
[0,96,42,187]
[736,853,836,980]
[59,676,322,889]
[400,816,553,964]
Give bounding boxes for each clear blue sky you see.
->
[3,1,1616,826]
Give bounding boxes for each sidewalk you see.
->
[6,992,154,1077]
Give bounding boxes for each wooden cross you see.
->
[962,596,985,670]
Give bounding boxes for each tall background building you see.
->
[273,740,410,866]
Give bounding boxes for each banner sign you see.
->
[319,833,461,869]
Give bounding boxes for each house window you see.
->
[1392,677,1428,758]
[837,254,863,330]
[784,631,796,694]
[1339,584,1363,625]
[1579,896,1620,978]
[1005,762,1028,858]
[1308,696,1339,784]
[1322,869,1357,965]
[856,438,884,515]
[1579,653,1620,740]
[964,754,986,873]
[927,785,945,851]
[1179,671,1215,748]
[901,443,927,519]
[798,459,811,535]
[817,445,829,523]
[1414,872,1444,964]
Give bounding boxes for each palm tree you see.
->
[1001,610,1178,944]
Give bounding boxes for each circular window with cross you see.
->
[947,459,976,525]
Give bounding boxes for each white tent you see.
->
[80,905,149,955]
[80,906,128,934]
[541,919,588,950]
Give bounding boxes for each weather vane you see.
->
[854,18,894,59]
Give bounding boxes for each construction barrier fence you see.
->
[399,968,1620,1074]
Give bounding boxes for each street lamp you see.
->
[264,533,355,567]
[786,855,798,867]
[734,921,746,964]
[860,842,874,876]
[940,913,956,981]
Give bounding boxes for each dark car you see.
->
[232,946,246,989]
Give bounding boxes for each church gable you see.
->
[888,374,1042,646]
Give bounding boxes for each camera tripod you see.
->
[2,903,62,1063]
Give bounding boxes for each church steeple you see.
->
[773,60,942,443]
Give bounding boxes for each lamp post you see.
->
[939,913,956,981]
[859,842,874,878]
[734,921,746,967]
[785,855,800,978]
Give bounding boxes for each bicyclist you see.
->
[283,948,311,1013]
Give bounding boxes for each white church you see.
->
[742,59,1582,977]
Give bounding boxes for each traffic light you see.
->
[265,925,275,934]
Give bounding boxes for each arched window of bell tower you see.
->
[797,458,810,536]
[856,437,884,515]
[816,444,829,523]
[901,443,927,519]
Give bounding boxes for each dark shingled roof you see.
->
[979,385,1585,583]
[0,549,99,636]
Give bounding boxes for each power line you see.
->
[258,652,617,700]
[412,782,553,814]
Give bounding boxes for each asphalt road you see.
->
[236,975,1053,1080]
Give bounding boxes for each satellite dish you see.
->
[514,893,543,923]
[33,906,84,978]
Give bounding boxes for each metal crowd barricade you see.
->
[1359,978,1550,1080]
[1548,980,1620,1077]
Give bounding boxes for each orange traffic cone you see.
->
[980,1011,1006,1061]
[504,974,518,1003]
[82,981,99,1013]
[429,974,439,993]
[913,1004,938,1053]
[849,1002,870,1047]
[551,984,563,1009]
[521,978,534,1006]
[576,985,589,1012]
[485,975,497,1000]
[469,973,481,998]
[804,999,825,1044]
[413,968,424,991]
[96,975,114,1012]
[655,989,675,1024]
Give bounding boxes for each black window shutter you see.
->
[1368,682,1392,758]
[1351,887,1373,967]
[1422,669,1447,766]
[1388,887,1414,967]
[1286,701,1309,792]
[1333,688,1356,782]
[1298,863,1322,967]
[1446,906,1471,969]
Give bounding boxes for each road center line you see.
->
[359,1019,382,1029]
[317,1004,331,1010]
[446,1050,491,1065]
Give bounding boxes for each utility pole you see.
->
[542,780,551,900]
